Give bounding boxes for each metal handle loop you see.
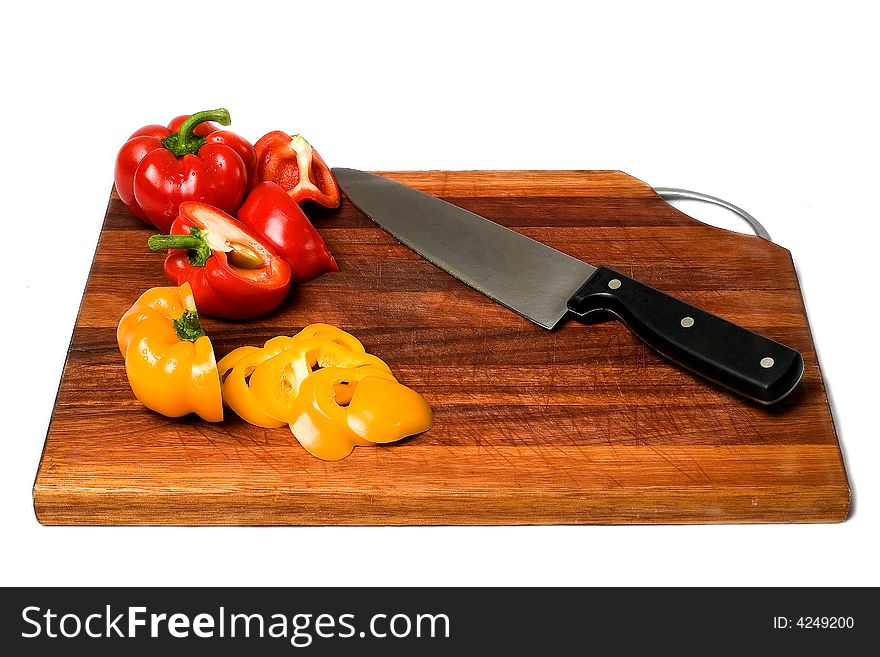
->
[654,187,772,242]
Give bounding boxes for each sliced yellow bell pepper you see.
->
[216,323,434,460]
[217,325,370,428]
[117,282,223,422]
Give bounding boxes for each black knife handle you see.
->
[566,267,804,404]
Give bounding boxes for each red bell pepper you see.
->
[114,109,249,232]
[238,182,338,284]
[168,114,257,187]
[254,132,341,208]
[147,202,292,319]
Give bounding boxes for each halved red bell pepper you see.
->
[254,132,341,208]
[148,202,292,319]
[114,109,250,232]
[238,182,338,284]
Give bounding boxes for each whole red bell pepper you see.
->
[115,109,250,232]
[254,132,341,208]
[238,182,338,284]
[147,201,292,319]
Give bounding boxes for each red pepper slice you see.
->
[238,182,339,284]
[148,202,292,319]
[114,109,249,232]
[254,132,341,208]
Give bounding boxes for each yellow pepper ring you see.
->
[259,327,366,364]
[288,367,399,461]
[217,345,263,382]
[290,324,366,354]
[219,325,365,379]
[346,376,435,444]
[247,338,393,424]
[220,347,289,428]
[319,367,399,448]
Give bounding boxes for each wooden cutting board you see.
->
[33,171,850,525]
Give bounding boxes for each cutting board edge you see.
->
[33,483,851,526]
[31,186,117,513]
[774,249,852,508]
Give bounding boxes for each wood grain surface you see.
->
[33,171,850,525]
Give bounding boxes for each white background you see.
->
[1,0,877,587]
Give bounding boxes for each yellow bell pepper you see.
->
[117,282,223,422]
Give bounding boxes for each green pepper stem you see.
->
[161,108,232,157]
[148,226,213,267]
[173,309,206,342]
[147,234,204,250]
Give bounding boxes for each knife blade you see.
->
[332,168,804,404]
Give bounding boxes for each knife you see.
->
[332,168,804,405]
